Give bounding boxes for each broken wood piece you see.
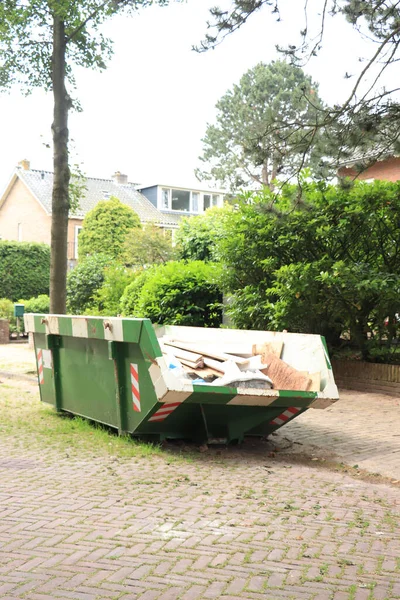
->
[260,353,311,391]
[160,343,203,365]
[252,341,284,359]
[179,357,205,369]
[164,340,249,365]
[307,372,321,392]
[203,357,226,373]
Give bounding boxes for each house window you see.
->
[203,194,211,210]
[171,189,190,212]
[18,223,22,241]
[161,188,169,209]
[192,192,199,212]
[212,194,220,206]
[74,225,83,259]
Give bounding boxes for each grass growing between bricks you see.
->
[0,380,164,460]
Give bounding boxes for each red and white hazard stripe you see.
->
[37,349,44,385]
[130,363,141,412]
[149,402,180,422]
[270,406,301,426]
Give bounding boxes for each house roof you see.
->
[15,169,181,227]
[337,147,399,169]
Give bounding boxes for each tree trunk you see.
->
[50,13,70,314]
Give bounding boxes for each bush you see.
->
[120,269,154,316]
[0,298,14,321]
[66,254,110,314]
[89,265,138,316]
[0,241,50,301]
[19,294,50,314]
[121,261,223,327]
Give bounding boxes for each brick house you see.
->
[0,161,180,265]
[337,152,400,182]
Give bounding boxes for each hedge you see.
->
[0,241,50,301]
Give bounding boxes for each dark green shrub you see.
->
[66,254,110,314]
[121,261,223,327]
[19,294,50,314]
[89,265,138,316]
[0,241,50,301]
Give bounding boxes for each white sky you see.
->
[0,0,387,192]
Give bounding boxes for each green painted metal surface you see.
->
[25,314,339,444]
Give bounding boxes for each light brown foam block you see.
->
[252,341,284,359]
[260,353,311,391]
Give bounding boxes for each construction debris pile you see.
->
[159,337,321,392]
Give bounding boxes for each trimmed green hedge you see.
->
[0,241,50,301]
[120,261,223,327]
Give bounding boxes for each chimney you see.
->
[112,171,128,185]
[18,159,30,170]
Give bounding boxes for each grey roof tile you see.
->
[17,169,180,227]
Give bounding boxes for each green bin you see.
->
[24,314,339,444]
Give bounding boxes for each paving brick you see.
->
[0,367,400,600]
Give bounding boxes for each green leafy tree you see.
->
[79,196,141,260]
[175,205,233,262]
[216,180,400,361]
[198,1,400,175]
[196,61,329,191]
[66,254,110,314]
[120,261,223,327]
[0,0,169,314]
[124,224,175,267]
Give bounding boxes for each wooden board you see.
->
[203,357,226,373]
[160,343,203,365]
[164,340,249,365]
[252,341,284,359]
[307,371,321,392]
[179,357,205,369]
[260,353,311,391]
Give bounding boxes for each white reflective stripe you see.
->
[272,417,284,425]
[72,318,88,338]
[151,407,176,415]
[149,415,167,422]
[132,396,141,411]
[104,318,124,341]
[131,374,139,393]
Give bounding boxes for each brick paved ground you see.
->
[0,345,400,599]
[274,391,400,481]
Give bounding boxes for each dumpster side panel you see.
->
[57,336,119,427]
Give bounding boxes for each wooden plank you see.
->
[203,357,226,373]
[260,353,311,391]
[160,343,203,365]
[307,372,321,392]
[179,357,205,369]
[252,341,284,359]
[164,340,249,365]
[186,366,222,378]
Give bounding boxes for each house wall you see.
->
[0,177,83,262]
[140,186,158,208]
[338,156,400,182]
[0,178,51,244]
[67,218,84,261]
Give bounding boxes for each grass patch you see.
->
[0,381,164,460]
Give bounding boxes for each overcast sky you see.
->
[0,0,386,192]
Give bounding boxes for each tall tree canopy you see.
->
[196,61,329,190]
[79,196,141,261]
[198,1,400,175]
[0,0,169,313]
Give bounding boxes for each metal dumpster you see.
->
[24,314,339,444]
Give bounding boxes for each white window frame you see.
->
[158,187,222,213]
[74,225,83,259]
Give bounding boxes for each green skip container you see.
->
[25,314,339,444]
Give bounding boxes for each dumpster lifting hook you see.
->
[104,320,112,332]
